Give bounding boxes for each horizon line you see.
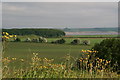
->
[1,27,118,29]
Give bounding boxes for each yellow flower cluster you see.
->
[38,64,65,69]
[96,58,111,64]
[2,32,17,41]
[81,49,98,53]
[20,59,24,62]
[12,58,17,60]
[78,49,112,74]
[43,58,54,62]
[2,57,11,65]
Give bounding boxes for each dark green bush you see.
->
[82,40,90,45]
[25,38,31,42]
[32,38,39,43]
[39,37,47,43]
[14,38,21,42]
[57,38,66,44]
[92,38,120,72]
[71,39,80,45]
[51,38,66,44]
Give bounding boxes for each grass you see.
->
[4,38,104,61]
[2,52,119,78]
[4,42,90,63]
[8,34,117,41]
[2,35,119,78]
[3,37,104,70]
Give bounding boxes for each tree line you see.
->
[2,29,66,38]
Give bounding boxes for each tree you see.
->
[2,29,66,38]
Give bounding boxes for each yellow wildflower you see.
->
[9,35,13,38]
[88,55,90,57]
[85,58,88,60]
[12,58,16,60]
[99,59,102,62]
[6,36,9,39]
[3,32,5,34]
[6,32,9,35]
[20,59,24,62]
[14,35,17,37]
[80,60,82,62]
[97,57,99,59]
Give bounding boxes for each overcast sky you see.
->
[2,2,118,28]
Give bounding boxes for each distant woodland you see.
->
[2,29,66,38]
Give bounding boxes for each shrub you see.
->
[51,41,55,44]
[25,38,31,42]
[32,38,39,43]
[57,38,66,44]
[71,39,80,45]
[14,38,21,42]
[82,40,90,45]
[39,37,44,43]
[42,38,47,43]
[51,38,66,44]
[39,37,47,43]
[92,38,120,72]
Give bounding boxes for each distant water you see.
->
[65,32,118,35]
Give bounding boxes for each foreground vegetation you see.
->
[2,32,120,78]
[2,52,119,78]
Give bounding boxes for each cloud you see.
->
[2,0,119,2]
[2,2,118,28]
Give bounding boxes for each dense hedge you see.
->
[2,29,65,38]
[92,38,120,72]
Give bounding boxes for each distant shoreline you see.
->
[65,31,118,35]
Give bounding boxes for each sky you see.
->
[2,2,118,28]
[1,0,119,2]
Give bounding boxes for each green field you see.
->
[3,35,120,78]
[8,34,118,41]
[4,37,104,64]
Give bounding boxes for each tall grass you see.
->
[2,51,119,78]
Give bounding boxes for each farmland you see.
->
[4,36,104,63]
[2,33,120,78]
[2,1,120,78]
